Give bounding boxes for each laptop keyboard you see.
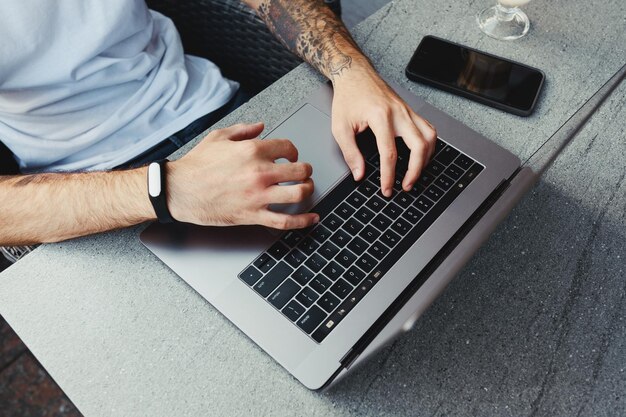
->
[238,138,483,343]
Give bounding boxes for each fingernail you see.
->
[353,168,361,180]
[313,215,321,224]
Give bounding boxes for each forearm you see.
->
[0,169,155,245]
[247,0,374,83]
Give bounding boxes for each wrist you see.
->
[136,167,159,222]
[331,57,380,88]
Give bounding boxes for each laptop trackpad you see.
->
[264,104,350,215]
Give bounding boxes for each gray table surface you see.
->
[1,0,625,416]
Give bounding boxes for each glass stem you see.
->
[496,4,518,21]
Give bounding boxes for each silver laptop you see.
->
[141,81,522,390]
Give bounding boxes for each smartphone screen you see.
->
[405,36,545,116]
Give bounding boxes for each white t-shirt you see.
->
[0,0,238,172]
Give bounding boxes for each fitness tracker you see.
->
[147,160,175,223]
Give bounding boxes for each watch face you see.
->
[148,162,162,197]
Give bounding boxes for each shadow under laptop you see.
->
[323,179,625,417]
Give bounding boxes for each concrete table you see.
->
[1,0,625,415]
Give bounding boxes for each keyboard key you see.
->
[356,253,377,272]
[305,253,328,272]
[268,241,290,260]
[369,171,381,186]
[297,305,327,334]
[253,253,276,273]
[368,242,390,260]
[444,164,463,180]
[330,229,351,247]
[393,192,414,208]
[424,185,444,202]
[240,265,262,286]
[282,300,306,322]
[407,182,425,199]
[434,138,446,154]
[382,202,403,219]
[281,231,303,248]
[310,275,332,294]
[292,265,314,286]
[318,292,341,313]
[322,213,344,231]
[393,177,404,192]
[365,195,386,212]
[335,202,355,220]
[347,236,369,254]
[310,224,332,242]
[347,191,367,208]
[454,153,474,170]
[435,174,454,191]
[359,225,381,243]
[298,236,319,255]
[312,316,339,343]
[330,278,353,299]
[371,213,392,231]
[268,279,300,309]
[355,206,376,224]
[322,261,345,281]
[464,163,482,181]
[414,195,434,213]
[380,230,401,248]
[417,171,436,188]
[436,146,460,166]
[425,160,446,176]
[343,265,366,286]
[319,241,340,260]
[336,249,357,268]
[357,180,377,197]
[402,206,423,223]
[343,218,364,235]
[296,287,319,307]
[391,218,412,235]
[367,153,381,168]
[253,261,293,297]
[285,249,307,268]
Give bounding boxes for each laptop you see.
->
[140,81,523,390]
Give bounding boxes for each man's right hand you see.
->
[167,122,319,230]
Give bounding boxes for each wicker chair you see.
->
[0,0,342,175]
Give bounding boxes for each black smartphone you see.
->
[405,35,545,116]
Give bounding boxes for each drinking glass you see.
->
[477,0,532,40]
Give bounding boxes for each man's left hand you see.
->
[331,65,437,198]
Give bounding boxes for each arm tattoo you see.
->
[257,0,364,81]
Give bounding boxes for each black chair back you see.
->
[0,141,19,175]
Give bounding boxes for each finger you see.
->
[404,138,430,192]
[257,139,299,162]
[369,119,397,198]
[260,210,320,230]
[397,122,428,190]
[218,122,265,142]
[410,113,437,158]
[269,162,313,184]
[332,121,366,181]
[265,178,315,204]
